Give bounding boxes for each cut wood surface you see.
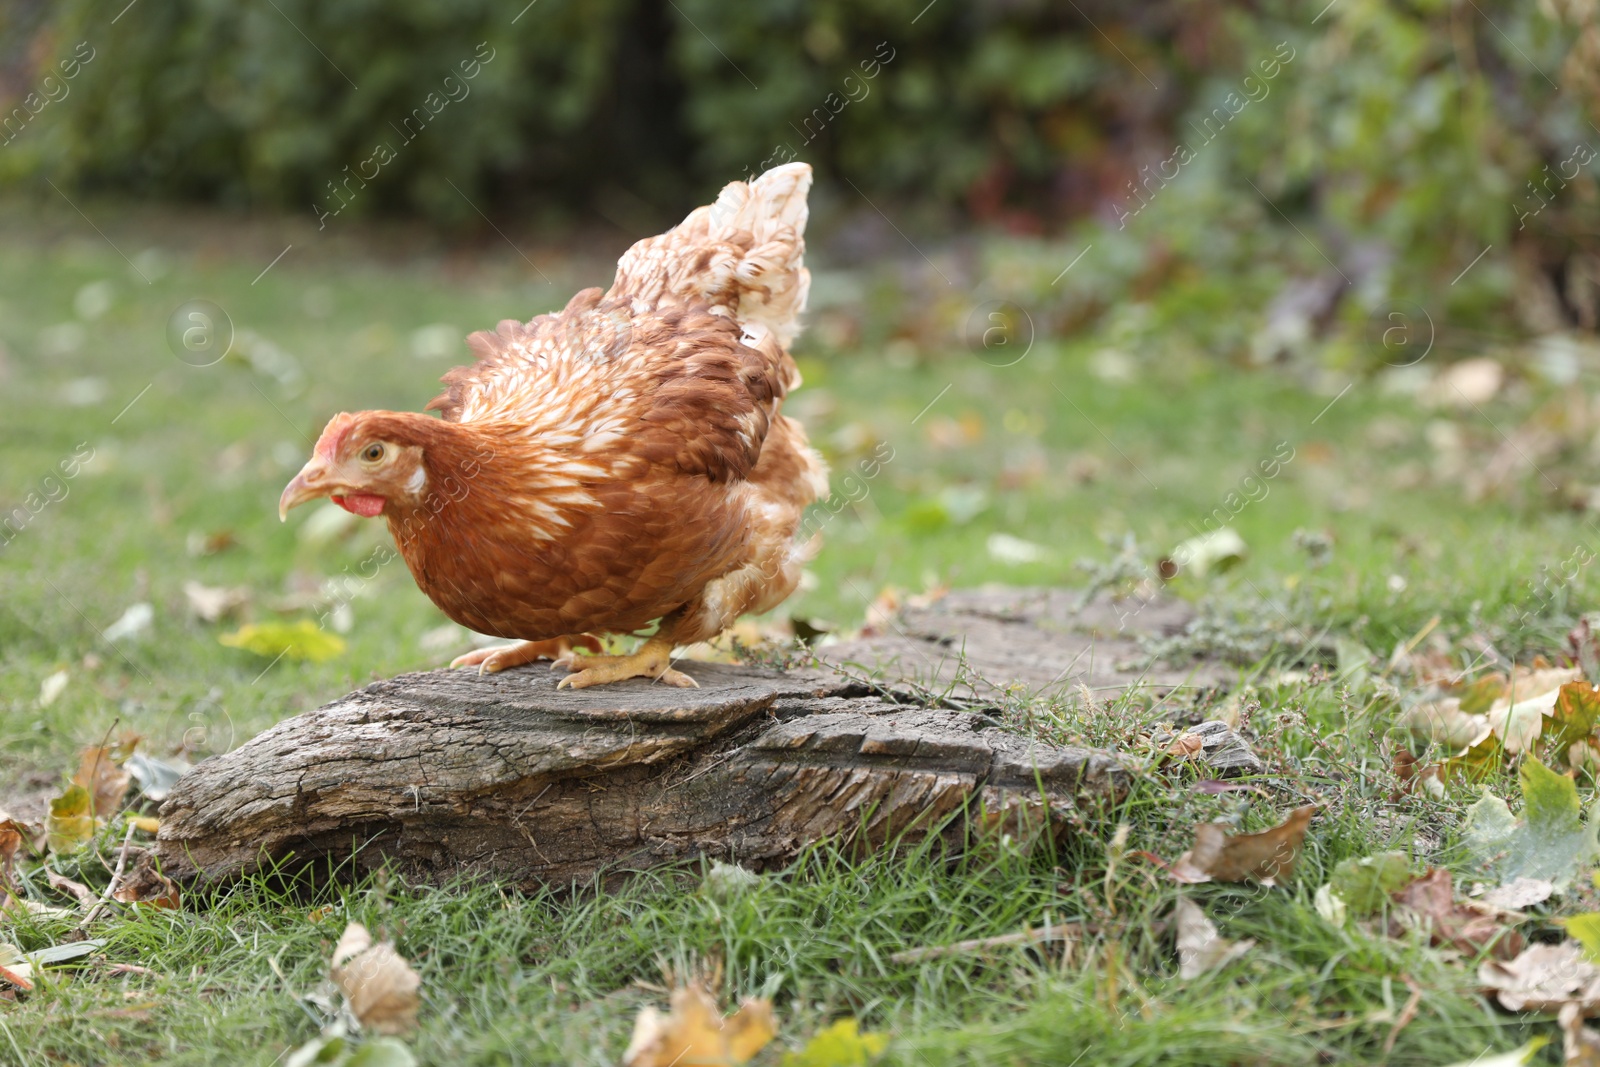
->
[157,589,1244,888]
[817,585,1231,700]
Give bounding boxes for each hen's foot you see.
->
[557,639,698,690]
[451,634,603,675]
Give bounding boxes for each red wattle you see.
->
[331,494,386,517]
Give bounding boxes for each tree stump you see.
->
[157,588,1242,888]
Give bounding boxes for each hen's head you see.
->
[278,411,433,522]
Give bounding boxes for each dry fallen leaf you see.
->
[1484,668,1582,755]
[1172,897,1254,979]
[1563,1002,1600,1066]
[1480,942,1600,1013]
[1396,696,1490,749]
[782,1018,888,1066]
[44,868,95,906]
[183,580,252,623]
[1506,664,1581,701]
[186,528,238,557]
[1391,750,1446,799]
[0,939,105,993]
[623,983,776,1067]
[112,863,181,910]
[1,897,74,921]
[1163,734,1205,760]
[1483,876,1556,911]
[0,944,32,991]
[1391,868,1524,960]
[330,922,421,1036]
[0,814,23,889]
[1492,693,1554,755]
[74,746,131,818]
[46,785,96,854]
[1168,805,1318,885]
[861,587,902,637]
[220,619,345,663]
[1402,666,1586,754]
[125,751,190,803]
[38,668,68,708]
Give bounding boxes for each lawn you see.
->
[2,193,1598,1065]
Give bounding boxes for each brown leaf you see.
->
[0,816,22,891]
[44,869,95,906]
[1391,868,1524,960]
[111,863,180,910]
[73,746,131,819]
[622,983,776,1067]
[1163,734,1205,760]
[1480,942,1600,1013]
[1391,751,1446,799]
[330,922,421,1036]
[188,528,238,556]
[1168,804,1318,885]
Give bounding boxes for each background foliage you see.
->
[4,0,1598,354]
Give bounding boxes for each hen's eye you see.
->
[362,443,385,462]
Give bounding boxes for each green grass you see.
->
[0,195,1596,1064]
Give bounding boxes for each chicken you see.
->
[278,163,829,690]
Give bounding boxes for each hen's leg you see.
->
[451,634,603,675]
[556,621,697,690]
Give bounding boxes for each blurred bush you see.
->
[2,0,1596,348]
[0,0,1206,228]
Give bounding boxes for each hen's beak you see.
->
[279,458,333,522]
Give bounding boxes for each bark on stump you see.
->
[157,588,1241,888]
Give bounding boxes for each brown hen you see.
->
[279,163,828,689]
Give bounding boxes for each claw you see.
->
[450,635,601,675]
[450,647,500,670]
[555,652,698,690]
[549,624,693,691]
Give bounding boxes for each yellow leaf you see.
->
[1549,682,1600,767]
[623,984,776,1067]
[46,784,96,854]
[1568,913,1600,964]
[127,815,160,834]
[1444,729,1505,781]
[782,1019,889,1067]
[219,619,345,663]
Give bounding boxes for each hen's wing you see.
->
[427,164,813,485]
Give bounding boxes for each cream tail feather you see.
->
[606,162,812,355]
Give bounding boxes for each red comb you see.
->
[314,413,356,461]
